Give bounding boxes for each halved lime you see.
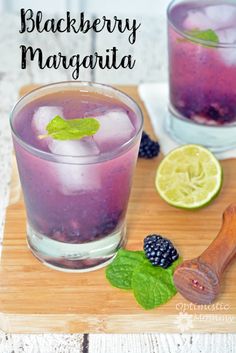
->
[155,145,223,209]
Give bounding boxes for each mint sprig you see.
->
[184,29,219,46]
[38,115,100,140]
[106,249,182,310]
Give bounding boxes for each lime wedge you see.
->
[155,145,223,209]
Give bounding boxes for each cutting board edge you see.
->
[1,312,236,334]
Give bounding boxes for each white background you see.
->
[0,0,169,15]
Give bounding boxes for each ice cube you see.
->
[219,47,236,66]
[205,5,236,29]
[217,28,236,66]
[93,110,135,150]
[49,138,101,195]
[32,106,63,135]
[54,162,101,195]
[183,10,215,30]
[49,138,100,158]
[217,27,236,44]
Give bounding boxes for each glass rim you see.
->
[10,81,144,165]
[167,0,236,48]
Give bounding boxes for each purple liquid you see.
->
[168,1,236,126]
[12,85,142,271]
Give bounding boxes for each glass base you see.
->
[27,223,126,272]
[167,106,236,153]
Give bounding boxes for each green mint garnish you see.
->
[184,29,219,46]
[132,263,177,310]
[106,250,146,290]
[106,249,182,310]
[38,115,100,140]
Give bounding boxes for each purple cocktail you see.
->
[167,0,236,151]
[10,82,143,271]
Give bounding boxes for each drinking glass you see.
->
[10,82,143,272]
[167,0,236,152]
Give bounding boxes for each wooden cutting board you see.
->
[1,85,236,334]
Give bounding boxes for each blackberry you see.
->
[143,234,179,268]
[207,106,221,121]
[138,131,160,159]
[92,210,122,238]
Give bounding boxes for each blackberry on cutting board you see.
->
[143,234,179,269]
[138,131,160,159]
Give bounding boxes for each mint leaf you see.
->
[39,115,100,140]
[185,29,219,46]
[106,249,181,310]
[105,249,146,290]
[132,262,177,310]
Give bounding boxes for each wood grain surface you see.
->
[0,85,236,334]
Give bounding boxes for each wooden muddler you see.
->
[174,204,236,304]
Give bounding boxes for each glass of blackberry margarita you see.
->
[10,82,143,272]
[167,0,236,151]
